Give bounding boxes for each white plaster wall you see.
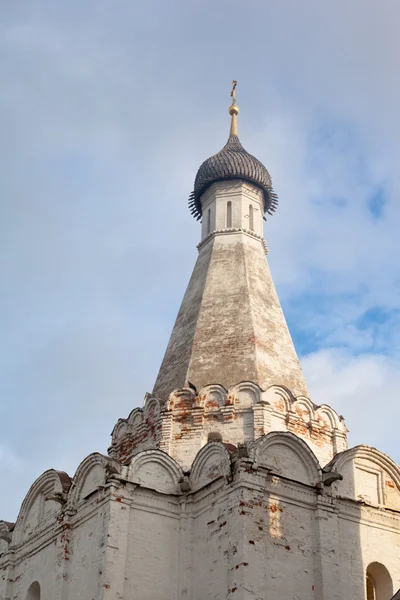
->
[246,493,316,599]
[3,442,400,600]
[239,185,263,237]
[0,494,112,600]
[200,181,264,241]
[5,540,60,600]
[123,494,180,600]
[66,511,107,600]
[337,509,400,599]
[190,483,317,600]
[200,194,216,239]
[190,491,231,599]
[268,408,340,466]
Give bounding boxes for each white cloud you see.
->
[303,349,400,462]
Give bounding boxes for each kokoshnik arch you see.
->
[1,82,400,600]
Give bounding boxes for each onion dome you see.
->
[188,82,278,220]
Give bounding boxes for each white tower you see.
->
[2,83,400,600]
[154,84,308,401]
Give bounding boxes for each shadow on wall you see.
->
[367,563,393,599]
[26,581,40,600]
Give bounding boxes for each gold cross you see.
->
[231,80,237,104]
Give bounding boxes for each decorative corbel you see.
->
[321,467,343,487]
[45,491,68,505]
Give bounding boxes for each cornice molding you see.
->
[197,227,268,254]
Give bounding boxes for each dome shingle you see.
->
[188,133,278,220]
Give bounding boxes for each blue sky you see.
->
[1,0,400,520]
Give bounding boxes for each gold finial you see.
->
[228,80,239,136]
[231,80,237,104]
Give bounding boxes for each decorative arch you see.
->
[13,470,71,544]
[128,409,143,428]
[26,581,41,600]
[198,384,227,410]
[190,442,231,491]
[263,385,293,413]
[167,387,197,412]
[111,418,130,445]
[366,562,393,600]
[127,449,183,495]
[315,404,342,430]
[292,396,314,423]
[143,395,161,420]
[328,446,400,508]
[111,396,161,447]
[69,453,118,507]
[230,381,262,407]
[109,396,162,462]
[250,431,321,486]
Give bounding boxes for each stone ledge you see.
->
[197,227,268,254]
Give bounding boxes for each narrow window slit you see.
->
[227,201,232,227]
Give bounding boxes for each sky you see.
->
[1,0,399,520]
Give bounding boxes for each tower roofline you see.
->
[188,81,278,220]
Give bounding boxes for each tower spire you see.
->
[154,85,305,402]
[229,79,239,137]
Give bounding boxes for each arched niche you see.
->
[263,385,293,414]
[13,470,71,544]
[328,446,400,508]
[250,431,321,486]
[127,450,183,495]
[315,404,342,430]
[199,384,227,411]
[366,562,393,600]
[190,442,231,492]
[292,397,314,424]
[69,453,119,507]
[26,581,41,600]
[111,419,129,445]
[143,395,161,421]
[230,382,262,408]
[167,388,196,412]
[110,397,162,462]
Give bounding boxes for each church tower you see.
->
[2,83,400,600]
[153,82,308,400]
